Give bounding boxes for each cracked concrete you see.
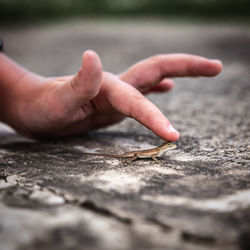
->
[0,19,250,250]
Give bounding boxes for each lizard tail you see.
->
[84,153,123,158]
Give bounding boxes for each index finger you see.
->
[102,74,180,141]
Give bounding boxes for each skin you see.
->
[0,51,222,140]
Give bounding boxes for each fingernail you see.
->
[168,124,179,135]
[211,59,222,64]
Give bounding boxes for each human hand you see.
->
[9,51,222,140]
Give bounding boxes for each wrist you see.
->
[0,54,43,130]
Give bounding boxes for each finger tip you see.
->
[167,132,180,142]
[152,79,174,92]
[167,124,180,141]
[162,78,175,88]
[217,61,223,73]
[212,59,223,70]
[207,59,223,76]
[160,133,179,142]
[83,49,97,58]
[82,50,101,65]
[81,50,103,75]
[158,124,180,142]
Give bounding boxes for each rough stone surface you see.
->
[0,20,250,250]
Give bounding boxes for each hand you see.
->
[10,51,222,140]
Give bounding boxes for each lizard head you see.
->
[161,141,177,151]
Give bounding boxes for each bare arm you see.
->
[0,53,28,127]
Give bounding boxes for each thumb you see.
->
[56,50,103,106]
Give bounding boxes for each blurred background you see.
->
[1,0,250,76]
[0,0,250,21]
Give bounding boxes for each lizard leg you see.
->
[151,155,159,163]
[125,154,138,163]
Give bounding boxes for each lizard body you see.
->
[86,141,177,162]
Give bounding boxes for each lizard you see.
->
[84,141,177,162]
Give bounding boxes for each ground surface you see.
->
[0,19,249,250]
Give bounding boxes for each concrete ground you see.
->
[0,19,249,250]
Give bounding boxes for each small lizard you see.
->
[85,141,177,162]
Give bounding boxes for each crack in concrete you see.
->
[13,179,134,226]
[81,200,133,225]
[145,217,172,232]
[181,231,217,246]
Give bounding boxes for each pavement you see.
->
[0,19,250,250]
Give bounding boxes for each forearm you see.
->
[0,53,30,125]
